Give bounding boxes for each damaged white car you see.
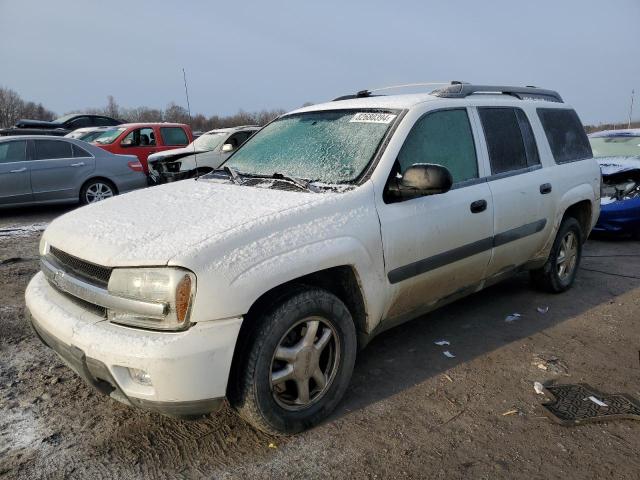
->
[26,83,600,434]
[147,126,259,183]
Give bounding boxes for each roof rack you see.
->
[332,81,563,103]
[431,82,563,103]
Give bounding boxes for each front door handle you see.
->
[10,167,26,173]
[540,183,552,194]
[470,199,487,213]
[70,162,85,167]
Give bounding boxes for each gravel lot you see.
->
[1,205,639,479]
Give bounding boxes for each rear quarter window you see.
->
[537,108,592,163]
[160,127,189,146]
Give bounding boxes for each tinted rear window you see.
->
[35,140,73,160]
[479,107,528,174]
[0,141,27,163]
[72,144,92,157]
[537,108,592,163]
[160,127,189,146]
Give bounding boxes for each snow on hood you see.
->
[43,180,333,267]
[148,146,209,163]
[597,156,640,176]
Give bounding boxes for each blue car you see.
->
[589,129,640,238]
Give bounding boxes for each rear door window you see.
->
[72,144,92,158]
[34,140,73,160]
[397,108,478,183]
[160,127,189,146]
[0,141,27,163]
[478,107,529,174]
[537,108,592,163]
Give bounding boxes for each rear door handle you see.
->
[70,162,85,167]
[540,183,552,194]
[470,199,487,213]
[10,167,26,173]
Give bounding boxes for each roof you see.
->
[291,91,568,115]
[114,122,190,128]
[589,128,640,138]
[203,125,261,134]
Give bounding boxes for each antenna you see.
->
[628,89,635,129]
[182,67,199,177]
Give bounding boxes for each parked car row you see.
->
[26,82,602,434]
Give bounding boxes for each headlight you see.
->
[107,268,196,331]
[39,236,49,256]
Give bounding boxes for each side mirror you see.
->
[388,164,453,199]
[221,143,234,153]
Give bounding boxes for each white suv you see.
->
[26,83,600,434]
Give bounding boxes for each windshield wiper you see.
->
[270,172,320,192]
[223,166,243,184]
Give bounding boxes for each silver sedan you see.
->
[0,136,148,208]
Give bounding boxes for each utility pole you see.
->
[628,89,635,129]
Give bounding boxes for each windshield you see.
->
[589,136,640,158]
[53,114,77,124]
[224,110,399,183]
[93,127,126,145]
[192,132,227,150]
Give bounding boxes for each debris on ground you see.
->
[586,396,608,407]
[534,382,545,395]
[434,340,450,346]
[541,384,640,425]
[443,351,455,358]
[443,374,454,383]
[537,306,549,314]
[505,313,522,322]
[0,224,48,238]
[502,409,519,416]
[531,354,569,375]
[268,442,277,449]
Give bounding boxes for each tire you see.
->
[530,217,583,293]
[229,288,357,435]
[80,179,117,205]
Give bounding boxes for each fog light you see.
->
[129,368,152,386]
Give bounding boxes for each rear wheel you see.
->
[530,217,583,293]
[229,288,357,435]
[80,179,116,205]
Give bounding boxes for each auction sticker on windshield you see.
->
[349,112,397,124]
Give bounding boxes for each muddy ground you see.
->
[1,205,639,479]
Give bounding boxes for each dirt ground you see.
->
[1,205,639,480]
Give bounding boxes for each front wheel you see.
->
[229,288,357,435]
[530,217,583,293]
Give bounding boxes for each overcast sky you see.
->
[1,0,638,124]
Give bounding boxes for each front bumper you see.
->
[593,197,640,234]
[148,167,190,185]
[25,272,243,418]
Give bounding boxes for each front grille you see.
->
[49,246,112,287]
[58,288,107,318]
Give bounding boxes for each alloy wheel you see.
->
[270,316,340,411]
[85,183,114,203]
[556,231,578,280]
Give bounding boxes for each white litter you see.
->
[0,223,48,238]
[434,340,450,346]
[534,382,545,395]
[505,313,522,322]
[585,396,608,407]
[537,306,549,314]
[443,351,455,358]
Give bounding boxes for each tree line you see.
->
[0,87,289,131]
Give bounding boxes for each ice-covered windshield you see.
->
[192,132,227,150]
[93,127,126,145]
[590,136,640,158]
[224,110,399,183]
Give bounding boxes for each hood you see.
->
[597,156,640,177]
[14,119,62,129]
[148,146,210,163]
[43,179,333,267]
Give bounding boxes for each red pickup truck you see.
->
[92,123,193,173]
